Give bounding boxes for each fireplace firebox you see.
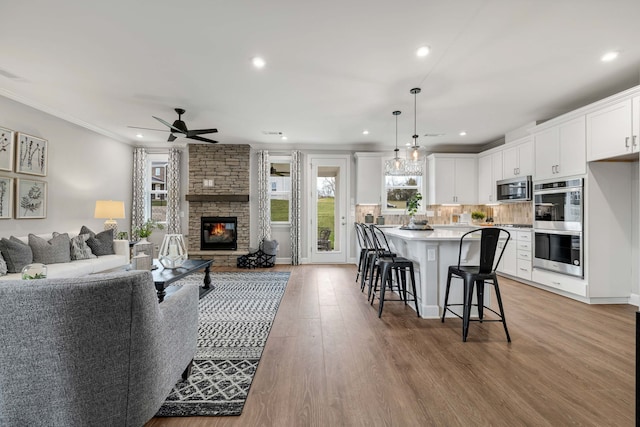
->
[201,216,237,250]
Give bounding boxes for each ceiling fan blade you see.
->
[188,135,218,144]
[127,126,170,132]
[186,128,218,136]
[167,133,177,142]
[153,116,185,134]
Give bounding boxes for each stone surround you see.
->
[188,144,251,266]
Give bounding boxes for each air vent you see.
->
[424,133,446,137]
[262,131,283,136]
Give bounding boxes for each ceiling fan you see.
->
[129,108,218,143]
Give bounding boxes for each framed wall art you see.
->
[0,126,14,172]
[0,176,14,219]
[16,133,47,176]
[16,178,46,219]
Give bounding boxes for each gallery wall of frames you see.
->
[0,126,48,219]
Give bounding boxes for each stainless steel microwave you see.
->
[496,176,532,202]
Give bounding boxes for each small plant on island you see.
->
[407,193,422,217]
[134,219,164,239]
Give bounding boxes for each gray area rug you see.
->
[155,271,290,417]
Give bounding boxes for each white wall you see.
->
[0,96,133,237]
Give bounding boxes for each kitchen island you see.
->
[382,227,484,319]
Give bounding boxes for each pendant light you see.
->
[405,87,423,175]
[384,111,406,175]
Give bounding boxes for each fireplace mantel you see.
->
[185,194,249,202]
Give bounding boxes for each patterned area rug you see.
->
[156,271,290,417]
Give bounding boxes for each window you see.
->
[269,159,291,223]
[383,175,423,213]
[148,154,168,223]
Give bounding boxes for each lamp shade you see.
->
[94,200,125,219]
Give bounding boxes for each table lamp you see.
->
[94,200,125,235]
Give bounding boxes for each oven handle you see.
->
[534,229,582,236]
[533,187,582,195]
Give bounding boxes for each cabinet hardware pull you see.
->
[625,137,630,148]
[552,281,561,286]
[634,135,638,147]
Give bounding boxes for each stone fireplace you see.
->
[187,144,251,266]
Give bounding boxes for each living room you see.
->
[1,1,640,426]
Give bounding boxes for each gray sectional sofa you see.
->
[0,270,199,427]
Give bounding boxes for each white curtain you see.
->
[257,150,271,242]
[290,150,302,265]
[166,147,181,234]
[131,147,147,239]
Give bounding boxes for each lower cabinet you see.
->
[531,268,588,297]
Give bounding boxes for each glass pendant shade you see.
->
[158,234,188,269]
[385,110,408,176]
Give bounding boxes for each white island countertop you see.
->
[383,227,478,241]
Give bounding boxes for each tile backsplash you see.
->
[356,202,532,225]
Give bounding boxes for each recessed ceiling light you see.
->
[601,51,619,62]
[362,130,369,135]
[136,133,143,138]
[252,56,266,69]
[416,45,430,57]
[459,131,467,136]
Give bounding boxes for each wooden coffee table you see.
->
[151,258,213,302]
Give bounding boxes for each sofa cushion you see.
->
[81,226,115,256]
[0,237,34,273]
[70,233,97,261]
[29,233,72,264]
[0,253,7,276]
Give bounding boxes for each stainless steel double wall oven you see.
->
[533,178,584,277]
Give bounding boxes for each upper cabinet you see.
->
[586,96,640,161]
[478,150,503,204]
[534,116,586,180]
[502,137,533,179]
[355,152,382,204]
[428,154,477,205]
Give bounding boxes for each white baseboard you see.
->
[629,293,640,308]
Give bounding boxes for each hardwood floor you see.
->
[146,265,636,427]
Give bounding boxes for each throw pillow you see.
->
[260,239,279,256]
[29,233,72,264]
[70,233,96,260]
[0,236,34,273]
[79,225,96,238]
[0,252,7,276]
[86,229,115,256]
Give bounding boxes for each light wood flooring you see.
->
[146,264,636,427]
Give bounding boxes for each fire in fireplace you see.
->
[201,216,237,250]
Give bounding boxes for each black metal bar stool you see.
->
[354,222,374,283]
[368,225,420,318]
[441,227,511,342]
[359,223,394,296]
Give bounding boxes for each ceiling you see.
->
[1,0,640,152]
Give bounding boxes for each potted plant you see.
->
[406,193,422,225]
[471,210,486,224]
[134,219,164,241]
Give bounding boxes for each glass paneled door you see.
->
[309,155,349,263]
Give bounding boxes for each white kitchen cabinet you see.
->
[531,268,587,297]
[497,237,516,276]
[534,116,586,180]
[586,96,640,161]
[497,229,531,279]
[427,154,477,205]
[355,152,382,204]
[502,137,533,179]
[515,230,532,281]
[477,150,503,204]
